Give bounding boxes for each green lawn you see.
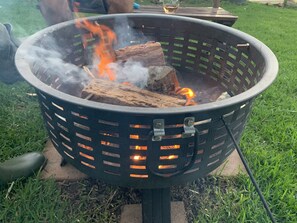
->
[1,0,297,222]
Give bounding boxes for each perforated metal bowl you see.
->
[15,14,278,189]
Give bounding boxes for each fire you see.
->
[73,3,197,106]
[176,88,196,105]
[74,3,117,80]
[131,155,146,161]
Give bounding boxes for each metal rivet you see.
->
[155,122,162,128]
[185,117,195,127]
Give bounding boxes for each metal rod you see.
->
[222,118,276,223]
[142,188,171,223]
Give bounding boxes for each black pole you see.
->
[142,188,171,223]
[222,118,276,223]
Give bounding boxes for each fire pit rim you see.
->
[15,14,278,115]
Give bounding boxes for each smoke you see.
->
[21,16,155,97]
[86,16,153,88]
[108,60,149,88]
[22,35,91,96]
[113,16,149,49]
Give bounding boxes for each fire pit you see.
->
[15,14,278,222]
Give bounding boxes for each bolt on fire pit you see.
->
[15,14,278,223]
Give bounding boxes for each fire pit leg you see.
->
[142,188,171,223]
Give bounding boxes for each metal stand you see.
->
[222,118,276,223]
[142,188,171,223]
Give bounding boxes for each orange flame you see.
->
[74,3,117,80]
[176,88,196,106]
[73,3,197,106]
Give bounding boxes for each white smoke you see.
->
[21,35,91,96]
[22,16,154,97]
[113,16,149,49]
[108,60,149,88]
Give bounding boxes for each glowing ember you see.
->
[160,155,178,160]
[131,155,146,161]
[130,134,140,139]
[176,88,196,105]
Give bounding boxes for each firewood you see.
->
[146,66,180,93]
[115,41,166,67]
[81,78,186,108]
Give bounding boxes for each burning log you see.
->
[81,78,186,108]
[115,42,166,67]
[146,66,180,93]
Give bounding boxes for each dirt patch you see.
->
[57,177,232,222]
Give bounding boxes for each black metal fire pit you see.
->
[15,14,278,223]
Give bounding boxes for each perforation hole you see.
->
[62,142,73,151]
[71,111,88,120]
[57,123,68,132]
[214,133,227,140]
[50,130,57,139]
[130,165,146,170]
[64,151,74,159]
[174,43,183,48]
[52,102,64,111]
[225,148,234,156]
[184,167,199,174]
[98,119,119,126]
[39,92,47,99]
[188,46,197,51]
[47,121,54,130]
[165,124,183,128]
[211,141,225,150]
[195,119,211,126]
[189,39,198,44]
[186,59,194,64]
[102,151,120,158]
[223,111,235,118]
[52,138,59,147]
[104,170,120,176]
[77,143,93,151]
[76,133,92,141]
[237,111,246,121]
[60,133,71,142]
[234,122,244,131]
[79,152,94,161]
[163,134,182,139]
[129,124,151,129]
[158,165,177,170]
[130,134,140,139]
[197,149,204,155]
[99,131,119,137]
[160,155,178,160]
[81,161,95,169]
[101,141,119,148]
[130,145,147,151]
[199,129,209,135]
[44,112,53,121]
[207,159,220,167]
[103,160,120,167]
[209,150,222,158]
[160,145,180,150]
[55,113,66,122]
[130,155,146,161]
[195,159,202,164]
[42,102,49,110]
[74,122,90,131]
[130,174,148,178]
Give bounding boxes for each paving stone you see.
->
[120,202,187,223]
[41,141,87,181]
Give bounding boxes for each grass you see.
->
[1,0,297,222]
